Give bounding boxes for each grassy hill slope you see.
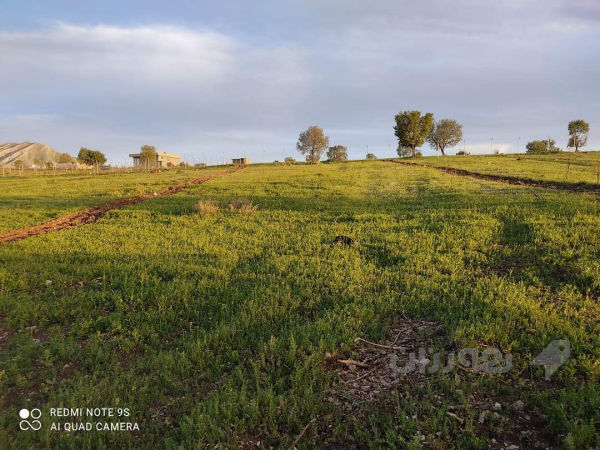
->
[0,161,598,448]
[415,150,600,184]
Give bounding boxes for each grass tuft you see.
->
[227,198,258,213]
[194,199,220,215]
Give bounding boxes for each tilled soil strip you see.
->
[0,165,245,244]
[385,159,600,194]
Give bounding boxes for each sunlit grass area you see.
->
[1,161,599,448]
[416,151,600,184]
[0,167,226,232]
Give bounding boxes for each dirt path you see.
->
[0,165,245,245]
[386,159,600,194]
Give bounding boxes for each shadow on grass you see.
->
[480,215,598,297]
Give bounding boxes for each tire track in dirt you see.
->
[0,165,245,244]
[385,159,600,194]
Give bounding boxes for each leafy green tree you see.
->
[13,160,24,169]
[326,145,348,162]
[45,161,55,169]
[58,153,75,163]
[394,110,434,157]
[94,151,107,165]
[366,153,377,160]
[140,145,157,168]
[284,157,295,164]
[297,126,329,163]
[77,148,91,164]
[567,120,589,152]
[78,147,107,166]
[526,139,561,154]
[428,119,463,156]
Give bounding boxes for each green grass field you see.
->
[1,159,599,448]
[0,167,225,232]
[415,151,600,185]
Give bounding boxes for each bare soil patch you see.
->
[325,317,443,408]
[321,316,556,449]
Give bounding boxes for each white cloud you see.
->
[2,24,235,83]
[0,23,315,159]
[0,23,311,95]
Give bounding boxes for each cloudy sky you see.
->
[1,0,598,164]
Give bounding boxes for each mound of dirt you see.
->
[326,317,443,406]
[0,142,63,168]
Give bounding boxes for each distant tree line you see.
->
[393,111,462,157]
[58,153,76,163]
[524,120,589,154]
[295,116,590,163]
[326,145,348,162]
[392,111,589,157]
[526,139,561,154]
[296,126,329,163]
[138,145,158,168]
[11,149,96,170]
[14,117,591,171]
[295,126,352,163]
[567,120,589,152]
[78,147,106,166]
